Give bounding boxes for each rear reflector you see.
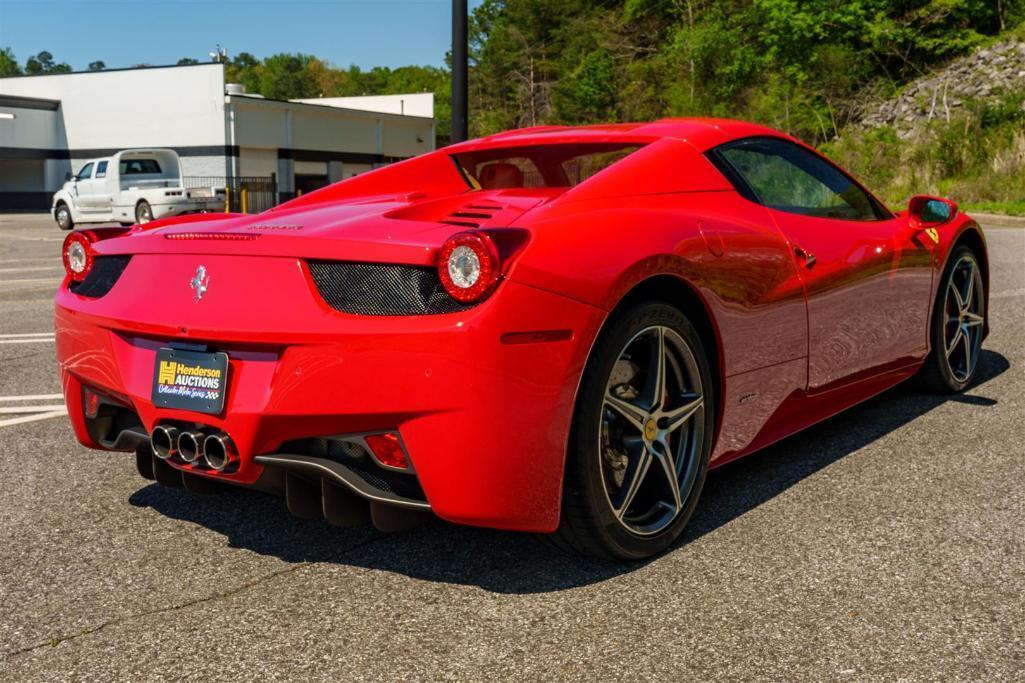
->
[82,386,102,419]
[365,433,409,470]
[500,329,574,345]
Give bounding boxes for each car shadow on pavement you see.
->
[130,349,1009,594]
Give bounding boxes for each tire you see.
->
[119,222,133,227]
[552,302,715,561]
[919,245,986,393]
[135,200,153,224]
[55,202,73,230]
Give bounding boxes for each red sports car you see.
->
[56,119,988,560]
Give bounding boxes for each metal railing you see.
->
[183,175,277,214]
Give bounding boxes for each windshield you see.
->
[453,143,642,190]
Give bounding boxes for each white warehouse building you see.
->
[0,63,436,211]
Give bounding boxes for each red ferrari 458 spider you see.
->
[56,119,988,560]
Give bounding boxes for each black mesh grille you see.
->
[69,256,131,298]
[307,261,474,316]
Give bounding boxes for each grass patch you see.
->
[962,200,1025,217]
[822,88,1025,213]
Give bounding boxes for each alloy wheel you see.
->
[943,254,984,383]
[599,325,705,536]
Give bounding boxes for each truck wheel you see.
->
[135,200,153,224]
[55,203,73,230]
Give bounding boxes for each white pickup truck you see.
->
[52,149,225,229]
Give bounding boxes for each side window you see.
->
[95,161,108,178]
[76,162,94,180]
[120,159,162,175]
[717,138,883,221]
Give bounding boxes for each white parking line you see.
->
[0,410,67,428]
[0,337,55,344]
[0,405,67,414]
[0,393,64,401]
[0,277,62,285]
[0,258,58,265]
[0,332,54,338]
[0,234,63,243]
[0,266,63,274]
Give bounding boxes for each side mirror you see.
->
[908,195,957,230]
[65,172,73,182]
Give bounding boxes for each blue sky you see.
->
[0,0,485,71]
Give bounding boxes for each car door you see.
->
[712,137,934,391]
[70,162,94,210]
[81,159,111,211]
[75,161,109,213]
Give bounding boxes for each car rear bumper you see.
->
[55,273,605,532]
[151,199,223,218]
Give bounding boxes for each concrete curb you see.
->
[967,212,1025,228]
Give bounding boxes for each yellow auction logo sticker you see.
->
[158,361,178,385]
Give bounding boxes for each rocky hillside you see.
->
[858,41,1025,134]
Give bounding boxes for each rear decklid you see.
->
[59,189,557,340]
[94,189,556,266]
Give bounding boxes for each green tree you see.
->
[257,53,320,99]
[224,52,261,93]
[24,50,71,74]
[88,60,106,71]
[177,57,199,66]
[554,49,617,123]
[467,0,1022,143]
[0,47,21,76]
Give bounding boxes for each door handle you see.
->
[794,246,816,269]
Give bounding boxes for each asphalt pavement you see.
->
[0,212,1022,681]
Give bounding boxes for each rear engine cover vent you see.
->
[307,261,475,316]
[69,256,131,298]
[440,203,504,229]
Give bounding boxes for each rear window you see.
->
[120,159,162,175]
[453,143,642,190]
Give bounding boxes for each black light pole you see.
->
[451,0,468,143]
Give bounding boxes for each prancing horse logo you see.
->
[190,265,209,302]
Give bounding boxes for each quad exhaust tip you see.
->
[150,425,238,471]
[177,431,206,464]
[203,433,237,472]
[151,425,180,460]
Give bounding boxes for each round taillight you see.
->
[62,231,95,282]
[437,232,501,303]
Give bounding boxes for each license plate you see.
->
[151,348,229,415]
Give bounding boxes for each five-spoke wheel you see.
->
[600,325,705,536]
[921,245,986,393]
[942,254,985,383]
[554,303,714,560]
